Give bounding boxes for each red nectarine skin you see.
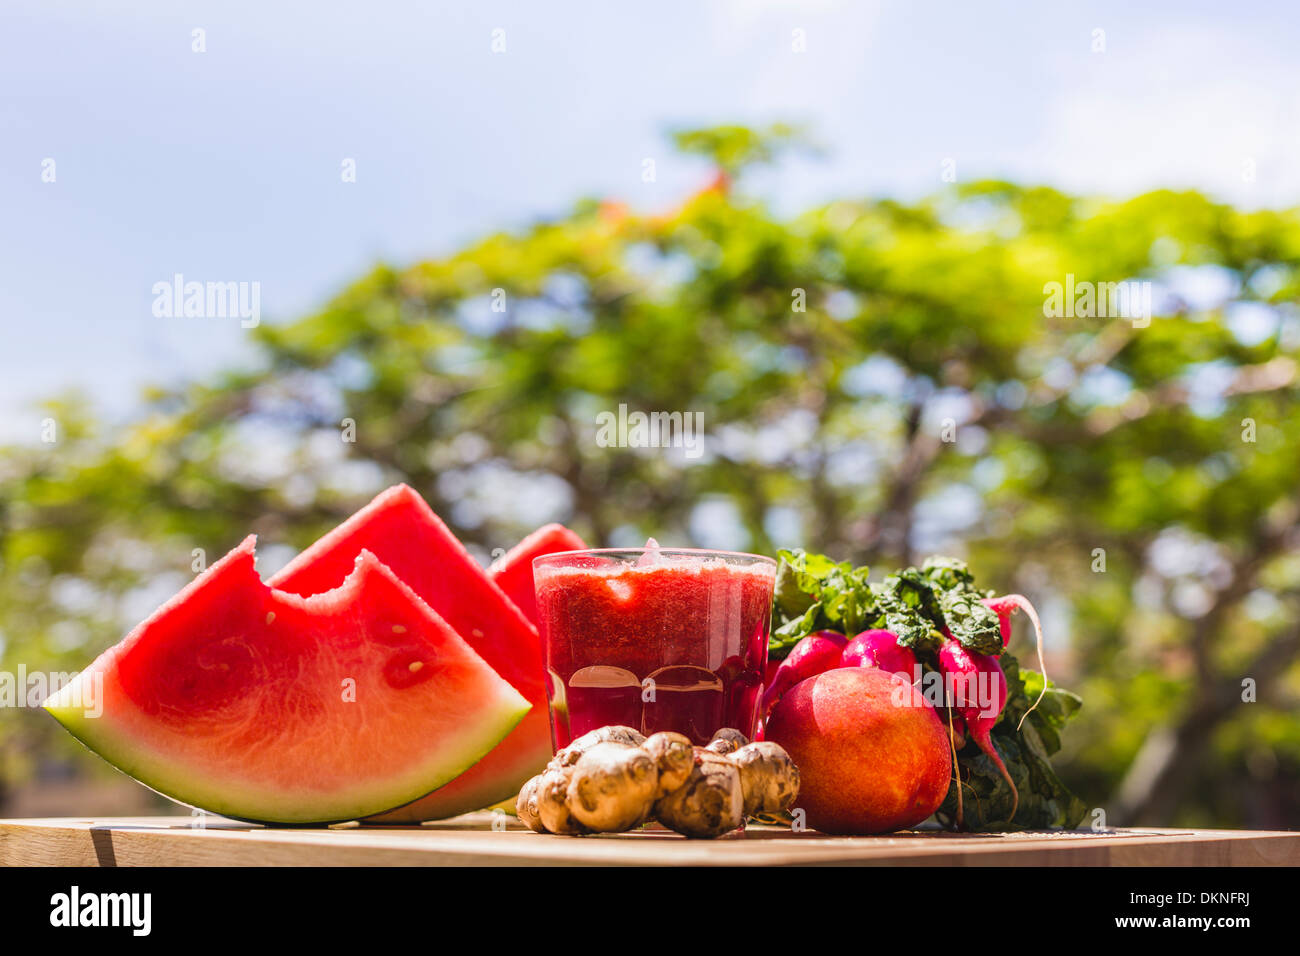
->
[765,667,951,834]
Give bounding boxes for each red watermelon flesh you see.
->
[489,523,587,627]
[270,484,552,821]
[43,537,530,824]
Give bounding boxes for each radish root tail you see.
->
[979,736,1019,822]
[947,707,963,830]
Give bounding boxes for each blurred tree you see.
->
[1,126,1298,827]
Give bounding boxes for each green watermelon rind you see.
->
[44,671,531,826]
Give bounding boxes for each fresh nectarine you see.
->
[765,666,951,834]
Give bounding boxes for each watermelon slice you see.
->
[489,523,587,628]
[269,485,552,821]
[43,537,530,824]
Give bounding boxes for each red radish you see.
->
[761,630,847,716]
[841,629,916,679]
[938,639,1018,821]
[983,595,1015,646]
[755,658,782,740]
[981,593,1048,728]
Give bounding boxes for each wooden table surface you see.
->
[2,813,1297,866]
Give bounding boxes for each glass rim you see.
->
[532,547,776,567]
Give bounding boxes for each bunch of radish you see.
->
[759,594,1046,828]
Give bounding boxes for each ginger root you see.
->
[516,774,543,832]
[555,725,646,766]
[641,731,694,798]
[704,728,749,755]
[524,724,654,834]
[535,765,586,834]
[730,740,801,817]
[653,749,744,838]
[516,727,799,839]
[567,741,658,832]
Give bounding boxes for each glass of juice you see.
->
[533,544,776,750]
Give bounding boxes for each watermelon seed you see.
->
[472,628,484,639]
[392,625,407,634]
[265,612,275,625]
[408,661,424,673]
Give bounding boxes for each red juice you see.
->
[533,549,775,749]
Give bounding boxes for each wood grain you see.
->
[3,815,1297,866]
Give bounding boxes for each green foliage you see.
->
[870,568,946,654]
[670,122,815,175]
[772,551,1004,657]
[771,549,874,654]
[2,125,1299,825]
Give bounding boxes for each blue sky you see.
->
[3,0,1297,440]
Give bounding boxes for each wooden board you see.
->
[2,814,1297,866]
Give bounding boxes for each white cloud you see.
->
[1025,24,1300,205]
